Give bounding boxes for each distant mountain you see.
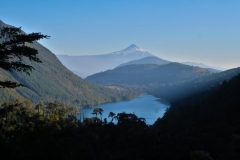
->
[56,44,153,78]
[116,56,170,68]
[182,62,226,71]
[86,62,240,103]
[0,20,136,107]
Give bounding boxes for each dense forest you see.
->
[1,73,240,159]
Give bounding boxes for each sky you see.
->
[1,0,240,69]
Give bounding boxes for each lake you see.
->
[80,94,170,125]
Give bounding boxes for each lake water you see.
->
[80,94,170,125]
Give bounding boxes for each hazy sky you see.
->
[1,0,240,69]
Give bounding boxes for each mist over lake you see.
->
[81,94,170,125]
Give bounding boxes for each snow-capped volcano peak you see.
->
[123,44,146,52]
[106,44,153,57]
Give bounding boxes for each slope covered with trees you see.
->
[87,63,213,86]
[153,72,240,160]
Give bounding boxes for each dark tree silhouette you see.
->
[98,108,103,122]
[92,108,103,119]
[108,111,116,123]
[0,26,49,88]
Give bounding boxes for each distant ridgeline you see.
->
[86,63,240,104]
[0,20,137,107]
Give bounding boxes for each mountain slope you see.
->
[86,63,212,86]
[116,56,170,68]
[56,44,153,78]
[0,20,137,107]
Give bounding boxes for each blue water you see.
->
[80,94,170,125]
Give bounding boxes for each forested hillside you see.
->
[87,63,213,86]
[0,21,137,107]
[153,73,240,160]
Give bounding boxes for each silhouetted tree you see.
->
[92,108,103,120]
[108,111,116,123]
[98,108,103,122]
[0,26,49,88]
[103,118,108,124]
[92,108,99,118]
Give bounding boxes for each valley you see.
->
[1,15,240,160]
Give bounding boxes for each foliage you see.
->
[108,111,116,122]
[0,26,49,88]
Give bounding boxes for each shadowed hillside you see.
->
[153,72,240,159]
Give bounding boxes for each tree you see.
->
[98,108,103,122]
[0,26,49,88]
[92,108,98,118]
[92,108,103,118]
[108,111,116,123]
